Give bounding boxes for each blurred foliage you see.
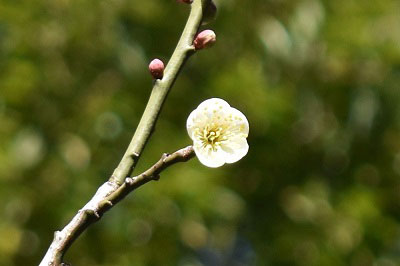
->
[1,0,400,265]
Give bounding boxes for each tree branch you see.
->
[40,0,211,264]
[39,146,195,266]
[110,0,211,186]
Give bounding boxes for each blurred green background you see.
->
[1,0,400,265]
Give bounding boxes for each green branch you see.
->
[39,0,211,264]
[110,0,211,185]
[39,146,195,266]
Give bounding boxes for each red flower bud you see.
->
[149,59,164,79]
[193,30,216,50]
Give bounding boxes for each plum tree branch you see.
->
[110,0,211,186]
[39,146,195,266]
[40,0,211,264]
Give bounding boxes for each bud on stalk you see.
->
[148,59,164,79]
[193,30,216,50]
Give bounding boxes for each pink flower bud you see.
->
[193,30,216,50]
[177,0,193,4]
[148,59,164,79]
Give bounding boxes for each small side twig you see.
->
[39,146,195,266]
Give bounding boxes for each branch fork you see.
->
[40,0,212,264]
[40,146,195,266]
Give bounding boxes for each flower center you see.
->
[205,129,221,144]
[195,123,228,151]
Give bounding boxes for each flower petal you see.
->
[226,107,249,137]
[186,108,199,140]
[197,98,230,112]
[193,141,226,168]
[197,98,231,120]
[221,137,249,164]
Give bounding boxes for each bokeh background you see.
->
[1,0,400,265]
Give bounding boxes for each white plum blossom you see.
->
[186,98,249,168]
